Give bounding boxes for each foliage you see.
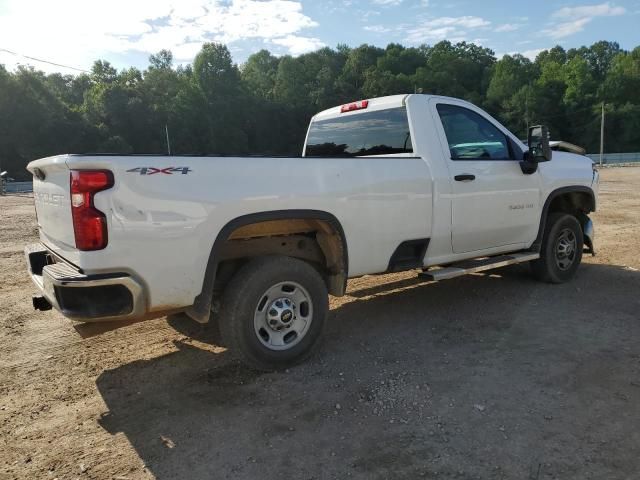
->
[1,40,639,179]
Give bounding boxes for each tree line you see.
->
[1,40,638,179]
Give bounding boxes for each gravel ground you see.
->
[1,167,640,480]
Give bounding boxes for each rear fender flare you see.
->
[186,210,348,323]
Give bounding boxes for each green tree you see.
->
[192,43,247,153]
[274,55,309,107]
[376,44,426,76]
[91,60,118,84]
[413,41,495,103]
[193,43,240,99]
[486,54,536,110]
[602,48,640,104]
[2,39,640,179]
[339,44,385,94]
[241,50,279,100]
[149,49,173,70]
[564,56,596,106]
[569,41,622,81]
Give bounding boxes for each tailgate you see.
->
[27,155,77,260]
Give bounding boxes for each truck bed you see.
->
[28,153,433,314]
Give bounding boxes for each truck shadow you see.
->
[96,263,640,479]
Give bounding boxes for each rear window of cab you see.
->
[305,107,413,157]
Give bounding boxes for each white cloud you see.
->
[405,16,491,44]
[552,2,626,19]
[519,48,546,60]
[545,2,626,39]
[497,48,546,61]
[271,35,326,55]
[0,0,323,72]
[545,17,592,39]
[364,25,394,33]
[495,23,522,33]
[424,16,491,29]
[371,0,403,5]
[363,10,382,18]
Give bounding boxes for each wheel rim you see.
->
[254,281,313,351]
[555,228,577,271]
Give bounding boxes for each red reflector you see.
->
[70,170,114,251]
[340,100,369,113]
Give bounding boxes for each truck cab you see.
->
[304,94,597,265]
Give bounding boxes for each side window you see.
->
[436,104,512,160]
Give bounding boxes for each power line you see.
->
[0,48,89,73]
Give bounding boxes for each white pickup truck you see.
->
[25,94,598,370]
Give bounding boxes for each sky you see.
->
[0,0,638,74]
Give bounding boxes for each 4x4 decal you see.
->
[126,167,192,175]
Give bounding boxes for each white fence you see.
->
[586,152,640,165]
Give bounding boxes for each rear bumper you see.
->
[25,243,145,322]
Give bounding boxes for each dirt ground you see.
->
[1,168,640,480]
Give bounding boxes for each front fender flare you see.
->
[532,186,596,252]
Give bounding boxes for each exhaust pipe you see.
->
[32,295,52,311]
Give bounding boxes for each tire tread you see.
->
[531,212,583,284]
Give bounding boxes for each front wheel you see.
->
[531,213,584,284]
[219,256,328,371]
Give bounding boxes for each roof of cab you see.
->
[311,93,475,122]
[312,94,410,122]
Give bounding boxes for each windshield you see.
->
[305,107,413,157]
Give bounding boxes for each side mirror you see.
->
[520,125,552,174]
[528,125,552,162]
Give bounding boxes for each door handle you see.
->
[454,174,476,182]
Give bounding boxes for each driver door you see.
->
[433,101,541,254]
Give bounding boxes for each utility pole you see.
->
[599,102,605,167]
[525,89,529,133]
[165,124,171,156]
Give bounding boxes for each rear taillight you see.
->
[70,170,114,251]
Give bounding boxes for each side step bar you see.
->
[419,252,540,281]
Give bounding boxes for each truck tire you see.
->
[219,255,328,371]
[531,212,583,284]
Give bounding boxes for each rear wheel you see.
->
[219,256,328,371]
[531,213,583,283]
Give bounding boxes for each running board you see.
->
[419,252,540,281]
